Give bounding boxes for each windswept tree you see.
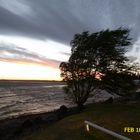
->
[60,28,132,109]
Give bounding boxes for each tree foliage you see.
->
[60,28,133,108]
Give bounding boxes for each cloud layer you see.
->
[1,0,140,42]
[0,0,140,79]
[0,42,61,68]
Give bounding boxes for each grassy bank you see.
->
[23,103,140,140]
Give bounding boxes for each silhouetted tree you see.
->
[101,72,136,95]
[60,28,133,109]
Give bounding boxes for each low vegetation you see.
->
[23,103,140,140]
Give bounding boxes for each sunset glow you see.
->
[0,61,61,80]
[0,36,70,80]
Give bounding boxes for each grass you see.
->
[23,103,140,140]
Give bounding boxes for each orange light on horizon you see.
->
[0,61,62,81]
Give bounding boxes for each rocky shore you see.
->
[0,105,76,140]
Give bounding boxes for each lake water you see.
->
[0,84,73,120]
[0,81,118,120]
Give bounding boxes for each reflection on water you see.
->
[0,85,72,120]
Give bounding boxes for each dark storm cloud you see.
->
[0,0,139,44]
[0,0,88,43]
[0,0,140,59]
[0,43,60,68]
[0,4,50,40]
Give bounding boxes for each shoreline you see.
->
[0,105,78,140]
[0,99,139,140]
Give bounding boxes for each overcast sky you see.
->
[0,0,140,80]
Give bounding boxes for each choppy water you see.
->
[0,82,119,120]
[0,84,73,120]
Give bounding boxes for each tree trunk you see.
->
[77,103,85,112]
